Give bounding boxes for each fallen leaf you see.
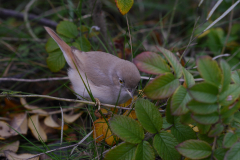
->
[0,121,11,139]
[63,111,83,123]
[9,113,28,136]
[123,110,137,119]
[4,150,39,160]
[20,98,48,116]
[44,115,60,128]
[0,141,19,156]
[28,115,47,142]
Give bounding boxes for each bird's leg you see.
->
[94,98,101,110]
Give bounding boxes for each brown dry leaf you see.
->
[28,115,47,142]
[9,113,28,136]
[0,121,11,139]
[95,108,110,118]
[0,141,19,156]
[63,111,83,123]
[4,150,39,160]
[123,110,137,119]
[2,98,23,116]
[20,98,48,116]
[92,118,118,145]
[44,115,60,128]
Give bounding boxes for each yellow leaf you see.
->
[10,113,28,136]
[28,115,47,142]
[115,0,134,15]
[63,111,83,123]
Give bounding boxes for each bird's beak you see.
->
[126,88,134,98]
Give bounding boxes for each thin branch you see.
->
[0,77,69,82]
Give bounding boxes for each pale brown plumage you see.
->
[44,26,140,104]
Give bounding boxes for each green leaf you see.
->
[134,141,155,160]
[197,123,211,134]
[75,36,91,52]
[223,132,238,148]
[105,142,137,160]
[162,117,172,129]
[197,56,222,87]
[171,85,191,115]
[47,50,66,72]
[214,147,228,160]
[171,122,197,143]
[208,124,224,137]
[231,70,240,85]
[133,52,171,75]
[221,100,240,119]
[45,38,60,53]
[144,73,179,99]
[234,112,240,123]
[192,112,219,125]
[180,112,195,125]
[224,142,240,160]
[135,99,162,133]
[153,131,181,160]
[176,140,212,159]
[188,82,219,103]
[56,21,78,38]
[198,134,214,144]
[166,97,174,124]
[220,60,231,92]
[219,84,240,106]
[187,100,218,114]
[158,47,182,78]
[182,68,195,88]
[109,115,144,144]
[235,129,240,138]
[115,0,134,15]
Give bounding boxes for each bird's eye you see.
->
[119,79,124,84]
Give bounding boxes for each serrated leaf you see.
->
[220,60,231,92]
[47,50,66,72]
[144,73,179,99]
[231,70,240,85]
[57,21,78,38]
[135,98,162,133]
[187,100,218,114]
[115,0,134,15]
[219,84,240,106]
[176,140,212,159]
[109,115,144,144]
[223,132,238,148]
[166,97,174,124]
[45,38,59,53]
[214,147,228,160]
[133,52,171,75]
[158,47,182,78]
[153,131,181,160]
[224,142,240,160]
[197,56,222,87]
[197,123,211,134]
[198,134,214,144]
[221,100,240,119]
[171,85,191,115]
[234,112,240,123]
[75,36,91,51]
[134,141,155,160]
[171,122,197,143]
[188,82,219,103]
[182,68,195,88]
[105,142,137,160]
[192,112,219,125]
[162,117,172,129]
[208,124,224,137]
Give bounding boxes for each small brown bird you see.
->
[44,27,140,105]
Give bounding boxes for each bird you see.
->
[44,26,141,105]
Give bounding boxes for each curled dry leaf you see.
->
[0,141,19,156]
[10,113,28,136]
[44,115,60,128]
[4,150,39,160]
[0,121,11,139]
[63,111,83,123]
[92,118,118,146]
[20,98,48,116]
[28,115,47,142]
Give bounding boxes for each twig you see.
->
[0,77,69,82]
[60,106,63,145]
[0,8,57,28]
